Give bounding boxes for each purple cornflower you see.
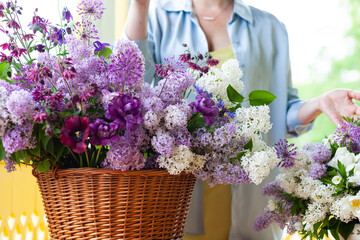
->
[89,119,119,146]
[189,93,219,125]
[93,41,110,53]
[105,94,143,131]
[108,39,145,87]
[309,163,327,179]
[62,7,73,22]
[303,143,332,164]
[334,121,360,153]
[77,0,105,20]
[275,139,297,168]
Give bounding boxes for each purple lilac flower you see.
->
[59,115,90,154]
[6,90,36,123]
[4,157,17,173]
[189,93,219,125]
[101,140,146,171]
[262,181,284,198]
[89,119,119,146]
[123,126,150,151]
[105,94,143,131]
[254,211,274,232]
[141,95,164,112]
[93,41,110,54]
[334,121,360,153]
[151,130,174,157]
[170,127,192,147]
[309,162,327,179]
[77,0,105,20]
[275,139,297,168]
[65,34,92,60]
[62,7,73,22]
[143,154,160,170]
[108,40,145,88]
[303,143,332,164]
[2,122,35,153]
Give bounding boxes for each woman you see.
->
[125,0,360,239]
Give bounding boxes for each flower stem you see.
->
[95,146,102,166]
[84,148,90,167]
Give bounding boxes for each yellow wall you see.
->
[0,163,48,240]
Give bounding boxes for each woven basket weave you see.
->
[34,168,196,240]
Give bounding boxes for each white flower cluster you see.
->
[195,59,244,106]
[304,202,328,225]
[235,105,272,138]
[157,145,206,175]
[164,105,189,130]
[242,146,279,185]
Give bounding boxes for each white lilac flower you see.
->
[143,110,160,131]
[235,105,272,138]
[304,202,328,225]
[0,86,10,138]
[241,146,279,185]
[164,105,188,130]
[195,59,244,106]
[295,176,322,199]
[157,145,196,175]
[310,184,336,206]
[330,197,356,223]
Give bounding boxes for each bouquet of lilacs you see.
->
[254,118,360,240]
[0,0,279,187]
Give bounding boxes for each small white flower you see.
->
[268,201,276,211]
[328,147,356,169]
[294,222,303,231]
[304,223,314,232]
[349,196,360,219]
[332,176,342,185]
[322,134,335,149]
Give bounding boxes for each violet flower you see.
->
[89,119,119,146]
[62,7,73,22]
[93,41,110,54]
[60,115,90,153]
[275,139,297,168]
[105,94,143,131]
[189,93,219,125]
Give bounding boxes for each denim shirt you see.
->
[128,0,312,238]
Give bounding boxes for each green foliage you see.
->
[248,90,277,106]
[227,84,244,104]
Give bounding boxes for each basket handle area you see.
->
[32,163,59,180]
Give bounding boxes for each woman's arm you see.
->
[125,0,150,41]
[298,89,360,125]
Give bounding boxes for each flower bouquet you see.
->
[255,118,360,240]
[0,0,279,238]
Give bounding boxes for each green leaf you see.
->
[227,85,244,104]
[338,222,355,240]
[36,160,51,172]
[248,90,277,106]
[42,135,51,149]
[28,143,41,157]
[46,139,54,155]
[337,161,347,179]
[96,47,112,59]
[0,140,6,161]
[187,112,206,132]
[0,61,10,80]
[330,228,341,240]
[243,139,253,151]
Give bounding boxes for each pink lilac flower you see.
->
[2,122,35,153]
[108,40,145,88]
[309,163,327,179]
[89,119,119,146]
[60,115,90,154]
[32,112,47,123]
[303,143,332,164]
[253,211,274,232]
[275,139,297,168]
[189,93,219,125]
[77,0,105,20]
[101,139,146,171]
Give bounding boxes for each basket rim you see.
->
[36,167,194,177]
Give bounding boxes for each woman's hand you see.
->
[298,89,360,125]
[125,0,151,41]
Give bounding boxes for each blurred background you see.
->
[0,0,359,239]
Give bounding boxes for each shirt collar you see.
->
[158,0,253,24]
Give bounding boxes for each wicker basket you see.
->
[34,168,196,240]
